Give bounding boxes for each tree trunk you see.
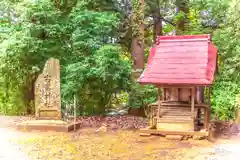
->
[175,0,189,35]
[131,38,144,70]
[153,10,162,43]
[131,0,145,70]
[55,0,61,9]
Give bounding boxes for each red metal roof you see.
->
[138,35,218,86]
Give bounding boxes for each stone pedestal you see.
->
[16,120,81,132]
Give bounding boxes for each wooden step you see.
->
[160,111,197,116]
[150,102,209,109]
[158,107,197,116]
[158,115,193,118]
[154,105,198,122]
[160,108,197,112]
[157,119,192,123]
[151,107,198,112]
[159,112,197,119]
[158,116,192,121]
[154,116,193,121]
[160,110,193,114]
[159,106,197,111]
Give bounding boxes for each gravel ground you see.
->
[0,127,30,160]
[0,115,240,160]
[0,116,33,160]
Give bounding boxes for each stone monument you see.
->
[35,58,61,120]
[17,58,80,132]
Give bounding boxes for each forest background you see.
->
[0,0,240,120]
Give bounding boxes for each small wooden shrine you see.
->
[138,35,218,138]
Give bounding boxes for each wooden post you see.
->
[157,87,162,120]
[204,86,211,130]
[204,108,208,130]
[176,88,179,101]
[208,86,211,104]
[201,86,205,103]
[196,87,200,104]
[206,86,211,130]
[191,87,195,119]
[73,94,77,132]
[162,88,166,101]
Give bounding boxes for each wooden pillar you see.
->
[205,86,211,130]
[208,86,211,104]
[157,87,162,119]
[191,87,195,119]
[150,105,156,127]
[176,88,179,101]
[196,86,203,125]
[201,86,205,103]
[159,87,162,101]
[162,88,166,101]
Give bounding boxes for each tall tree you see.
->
[175,0,189,35]
[147,0,163,42]
[131,0,145,70]
[146,0,174,42]
[144,1,177,38]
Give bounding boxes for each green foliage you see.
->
[62,45,131,115]
[184,8,213,34]
[211,80,238,120]
[114,92,129,105]
[174,11,186,23]
[211,21,240,120]
[191,0,229,25]
[0,0,126,115]
[128,81,158,109]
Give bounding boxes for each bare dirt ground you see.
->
[0,116,32,160]
[1,116,240,160]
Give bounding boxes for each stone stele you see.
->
[35,58,61,120]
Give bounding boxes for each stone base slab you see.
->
[16,120,81,132]
[166,135,184,140]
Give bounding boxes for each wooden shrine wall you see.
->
[162,87,204,103]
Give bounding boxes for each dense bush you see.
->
[128,81,158,109]
[62,45,131,115]
[211,23,240,120]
